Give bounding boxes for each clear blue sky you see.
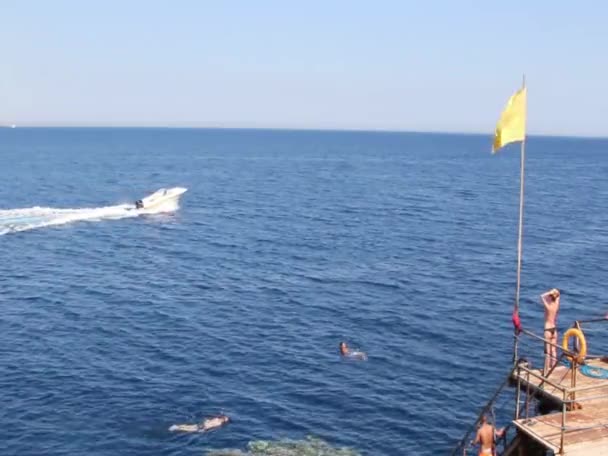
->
[1,1,607,136]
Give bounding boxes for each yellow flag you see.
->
[492,87,527,153]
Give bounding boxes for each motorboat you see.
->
[134,187,187,212]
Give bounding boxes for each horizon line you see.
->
[1,123,607,140]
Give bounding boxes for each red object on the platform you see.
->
[512,310,522,332]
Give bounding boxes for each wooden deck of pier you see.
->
[511,359,608,455]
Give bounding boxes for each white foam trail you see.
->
[0,199,182,235]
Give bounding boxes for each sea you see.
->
[0,128,607,456]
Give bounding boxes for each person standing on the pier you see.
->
[541,288,561,375]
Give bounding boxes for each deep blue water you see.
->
[1,128,607,455]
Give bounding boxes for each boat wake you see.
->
[0,187,187,235]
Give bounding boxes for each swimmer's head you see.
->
[339,342,348,355]
[220,415,230,424]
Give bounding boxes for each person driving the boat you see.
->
[169,414,230,433]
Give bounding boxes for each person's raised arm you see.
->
[541,290,553,309]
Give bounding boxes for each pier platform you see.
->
[511,359,608,455]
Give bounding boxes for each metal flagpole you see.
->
[513,74,527,365]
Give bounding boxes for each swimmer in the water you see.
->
[169,415,230,433]
[339,341,367,360]
[339,341,348,356]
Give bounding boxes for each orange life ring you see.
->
[562,327,587,363]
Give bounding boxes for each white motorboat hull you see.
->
[134,187,187,213]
